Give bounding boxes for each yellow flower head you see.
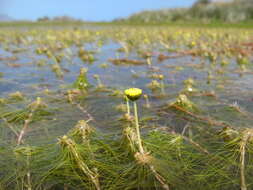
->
[124,88,142,101]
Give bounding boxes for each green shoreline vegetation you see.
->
[1,20,253,29]
[117,0,253,24]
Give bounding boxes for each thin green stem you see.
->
[160,80,165,95]
[133,101,144,154]
[147,57,152,66]
[26,154,32,190]
[144,95,150,108]
[126,97,130,115]
[97,78,103,88]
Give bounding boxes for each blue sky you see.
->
[1,0,196,21]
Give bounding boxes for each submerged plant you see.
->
[1,23,253,190]
[220,59,229,68]
[183,78,197,93]
[17,97,48,145]
[158,74,165,95]
[0,98,5,105]
[58,135,101,190]
[171,94,198,113]
[13,146,36,190]
[8,91,24,102]
[51,63,63,78]
[148,74,165,95]
[143,94,151,108]
[69,120,94,144]
[147,80,161,92]
[237,54,249,71]
[74,67,90,91]
[93,74,104,89]
[78,48,95,63]
[146,55,152,66]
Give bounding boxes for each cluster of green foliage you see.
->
[0,22,253,189]
[118,0,253,23]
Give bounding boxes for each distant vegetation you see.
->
[37,15,82,22]
[117,0,253,23]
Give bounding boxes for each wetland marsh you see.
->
[0,24,253,190]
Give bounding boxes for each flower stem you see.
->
[126,97,130,115]
[144,95,150,108]
[133,101,144,154]
[96,77,103,88]
[147,57,152,66]
[161,80,165,95]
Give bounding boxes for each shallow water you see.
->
[0,26,252,146]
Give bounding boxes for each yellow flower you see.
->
[124,88,142,101]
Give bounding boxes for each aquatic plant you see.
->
[124,88,143,152]
[0,23,253,190]
[74,67,90,91]
[58,135,101,190]
[8,91,24,102]
[183,78,197,93]
[93,74,104,89]
[171,94,199,113]
[147,80,161,92]
[51,63,63,78]
[237,54,249,71]
[143,94,151,108]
